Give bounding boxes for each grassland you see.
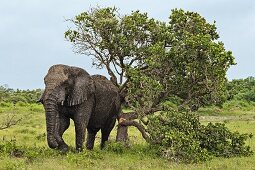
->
[1,104,255,170]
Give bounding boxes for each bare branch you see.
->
[0,114,22,130]
[118,112,138,120]
[118,119,150,143]
[119,78,129,93]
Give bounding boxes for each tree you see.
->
[64,7,254,162]
[226,77,255,101]
[0,85,11,102]
[65,7,166,141]
[65,7,235,140]
[0,85,42,104]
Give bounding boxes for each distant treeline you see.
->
[226,76,255,102]
[0,85,42,104]
[0,76,254,105]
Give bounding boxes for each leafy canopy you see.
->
[65,7,235,112]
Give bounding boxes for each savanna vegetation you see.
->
[1,6,255,169]
[0,84,255,169]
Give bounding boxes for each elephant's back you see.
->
[91,75,119,96]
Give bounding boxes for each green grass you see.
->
[1,104,255,169]
[196,100,255,116]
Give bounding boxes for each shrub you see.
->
[105,142,126,154]
[147,108,253,163]
[199,122,252,157]
[29,104,44,112]
[8,96,27,104]
[0,102,12,107]
[0,140,18,154]
[223,100,254,111]
[243,89,255,102]
[0,140,58,161]
[16,101,27,107]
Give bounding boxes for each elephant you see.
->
[39,64,120,152]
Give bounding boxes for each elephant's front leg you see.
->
[73,117,86,151]
[55,115,70,152]
[73,109,91,151]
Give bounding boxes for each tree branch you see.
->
[118,119,150,143]
[0,115,22,130]
[118,112,138,120]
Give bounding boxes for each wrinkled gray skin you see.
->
[40,64,120,152]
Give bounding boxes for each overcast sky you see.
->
[0,0,254,89]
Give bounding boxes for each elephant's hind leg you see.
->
[100,118,116,149]
[86,128,99,150]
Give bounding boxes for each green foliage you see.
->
[121,7,236,112]
[0,85,42,104]
[147,106,253,163]
[65,7,165,87]
[223,100,255,111]
[16,101,27,107]
[0,140,57,160]
[226,77,255,102]
[105,142,126,154]
[165,9,235,110]
[0,102,13,107]
[66,150,103,167]
[126,67,164,111]
[29,103,44,112]
[243,89,255,102]
[65,7,236,112]
[200,123,252,157]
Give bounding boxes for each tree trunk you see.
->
[116,112,138,142]
[116,124,129,142]
[116,112,150,143]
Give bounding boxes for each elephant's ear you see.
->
[67,67,95,106]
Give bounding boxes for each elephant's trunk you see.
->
[44,92,59,149]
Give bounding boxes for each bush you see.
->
[199,123,252,157]
[16,101,27,107]
[0,102,12,107]
[0,140,58,161]
[105,142,126,154]
[223,100,253,111]
[29,104,44,112]
[147,108,253,163]
[243,89,255,102]
[8,96,27,104]
[0,85,42,104]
